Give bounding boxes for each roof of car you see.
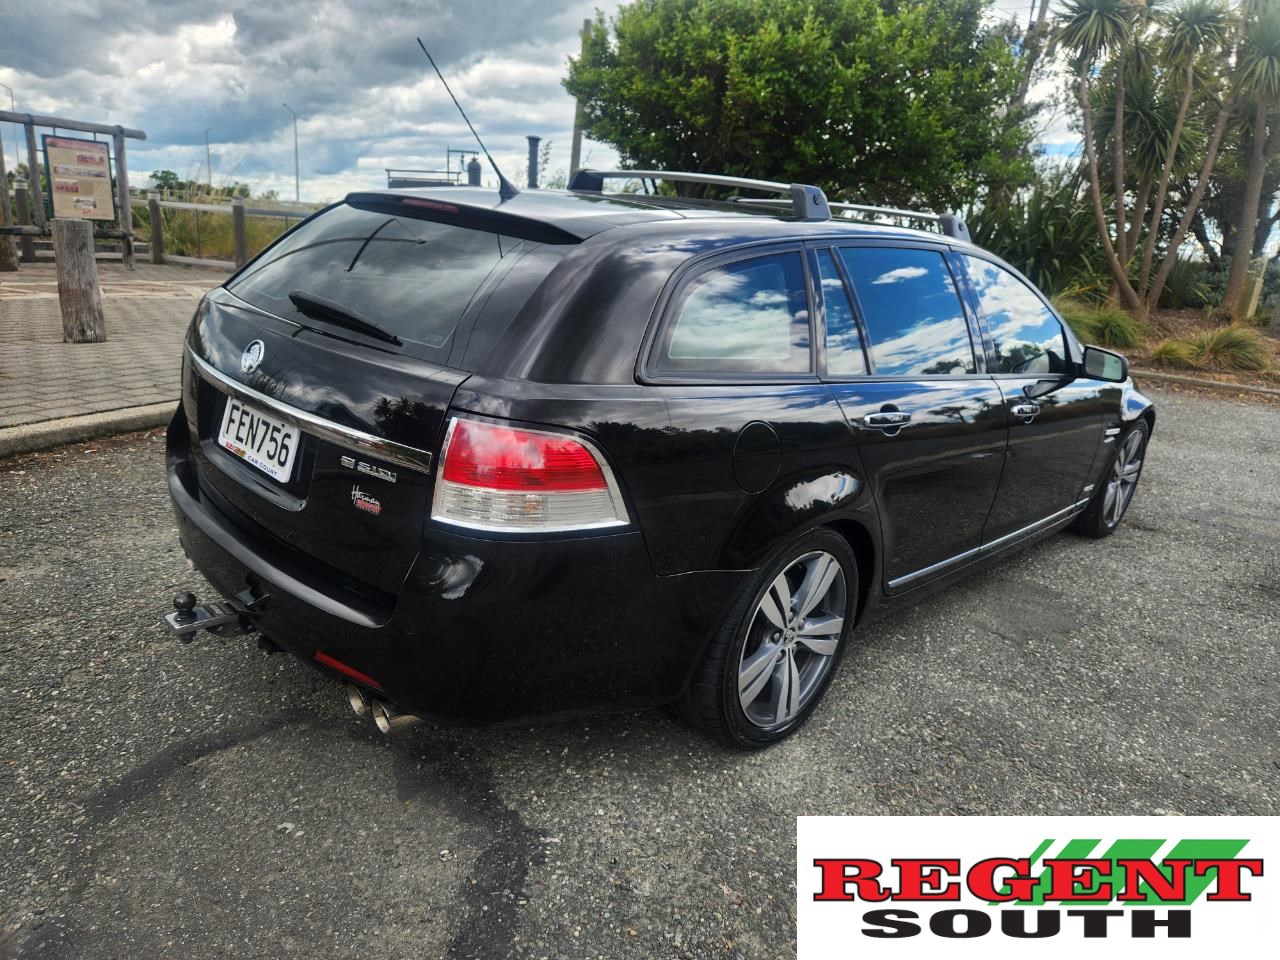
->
[346,186,964,247]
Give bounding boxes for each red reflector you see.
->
[314,650,383,690]
[441,419,607,492]
[401,197,459,213]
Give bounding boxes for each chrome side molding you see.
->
[887,499,1091,591]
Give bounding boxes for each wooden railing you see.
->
[129,195,321,268]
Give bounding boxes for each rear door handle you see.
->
[1010,402,1041,420]
[864,411,912,429]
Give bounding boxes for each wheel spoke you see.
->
[738,641,781,708]
[758,575,789,631]
[796,633,839,656]
[794,554,839,619]
[774,649,801,724]
[1102,482,1118,518]
[1121,458,1142,479]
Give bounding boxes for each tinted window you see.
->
[661,252,810,374]
[962,255,1068,375]
[839,248,975,376]
[816,249,867,376]
[228,203,528,350]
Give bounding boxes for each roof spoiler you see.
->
[344,191,581,244]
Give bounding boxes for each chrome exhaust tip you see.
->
[346,683,371,718]
[371,699,422,735]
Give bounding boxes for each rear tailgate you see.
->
[185,289,466,597]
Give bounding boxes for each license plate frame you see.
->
[217,396,301,483]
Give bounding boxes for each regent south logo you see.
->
[797,817,1276,958]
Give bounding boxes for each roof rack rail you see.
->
[568,169,831,222]
[733,197,971,242]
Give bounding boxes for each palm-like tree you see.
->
[1223,8,1280,320]
[1136,0,1234,300]
[1056,0,1144,311]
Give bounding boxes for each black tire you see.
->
[678,527,858,749]
[1071,420,1149,539]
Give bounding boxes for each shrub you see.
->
[1184,326,1272,371]
[1158,257,1211,309]
[1053,297,1142,348]
[968,164,1108,298]
[1151,338,1197,368]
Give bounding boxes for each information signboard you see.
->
[43,135,115,220]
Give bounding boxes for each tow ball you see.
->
[165,588,268,643]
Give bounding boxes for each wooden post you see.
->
[148,192,164,264]
[112,128,135,270]
[23,118,45,229]
[52,219,107,343]
[0,126,16,272]
[232,197,247,267]
[14,182,35,262]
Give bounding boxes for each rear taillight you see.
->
[431,417,629,532]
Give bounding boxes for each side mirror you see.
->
[1082,345,1128,383]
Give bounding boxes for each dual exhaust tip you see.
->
[346,683,421,734]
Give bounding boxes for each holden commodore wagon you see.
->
[165,169,1152,748]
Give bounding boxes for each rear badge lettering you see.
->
[351,486,382,516]
[340,455,397,484]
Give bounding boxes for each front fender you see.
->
[1120,379,1156,433]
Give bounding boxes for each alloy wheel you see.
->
[1103,428,1145,527]
[736,550,847,730]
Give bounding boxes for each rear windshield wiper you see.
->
[288,289,404,346]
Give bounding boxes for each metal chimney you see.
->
[526,135,541,189]
[466,156,482,186]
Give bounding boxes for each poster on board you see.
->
[43,136,116,220]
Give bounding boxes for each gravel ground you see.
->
[1,385,1277,960]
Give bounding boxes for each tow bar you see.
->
[164,587,268,643]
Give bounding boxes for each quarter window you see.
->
[816,249,867,376]
[961,255,1068,375]
[660,252,811,375]
[838,247,975,376]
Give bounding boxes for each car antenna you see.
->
[416,37,520,201]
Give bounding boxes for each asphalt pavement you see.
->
[1,385,1277,960]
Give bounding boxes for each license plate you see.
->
[217,397,300,483]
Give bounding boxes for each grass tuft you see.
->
[1053,297,1142,348]
[1183,326,1272,372]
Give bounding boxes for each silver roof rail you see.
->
[568,168,831,222]
[733,197,971,242]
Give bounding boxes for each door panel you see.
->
[983,378,1107,540]
[828,380,1007,589]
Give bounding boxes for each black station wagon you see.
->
[165,170,1153,748]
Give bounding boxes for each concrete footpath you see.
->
[0,261,227,457]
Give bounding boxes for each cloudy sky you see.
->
[1,1,1067,204]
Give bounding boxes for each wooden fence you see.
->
[130,196,319,268]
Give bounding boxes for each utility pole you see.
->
[205,128,212,192]
[282,103,300,202]
[568,18,590,176]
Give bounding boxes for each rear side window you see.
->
[839,247,976,376]
[961,255,1069,375]
[228,203,530,351]
[658,252,811,375]
[816,249,867,377]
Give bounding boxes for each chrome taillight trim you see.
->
[187,346,433,475]
[430,416,631,533]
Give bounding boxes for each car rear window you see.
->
[658,251,811,376]
[227,203,531,352]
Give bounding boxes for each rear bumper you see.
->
[166,405,743,725]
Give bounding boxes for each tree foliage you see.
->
[563,0,1034,210]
